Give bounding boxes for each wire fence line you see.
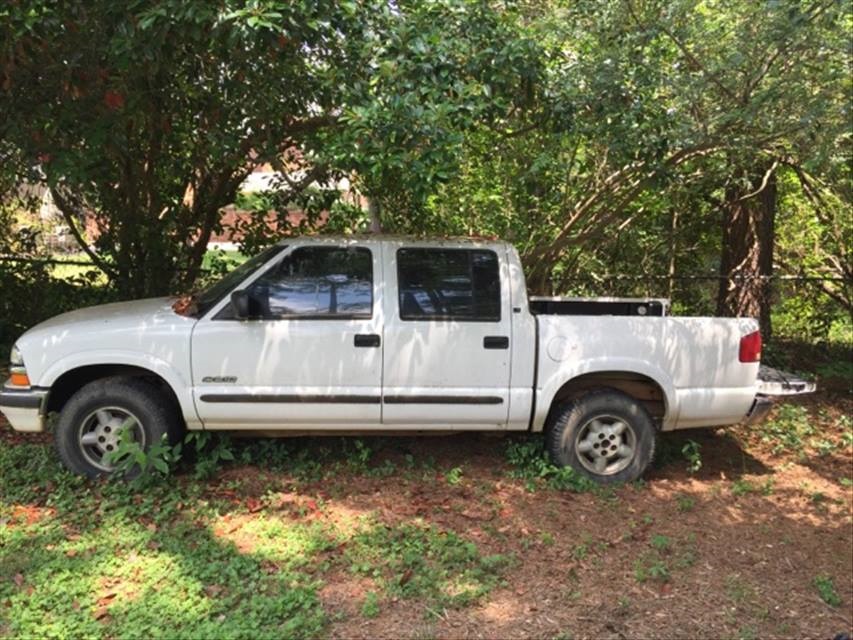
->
[0,255,96,267]
[563,274,850,283]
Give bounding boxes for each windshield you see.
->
[193,245,286,316]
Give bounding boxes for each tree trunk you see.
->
[716,166,776,338]
[667,207,678,300]
[367,197,382,233]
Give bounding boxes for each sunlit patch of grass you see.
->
[0,441,326,638]
[0,435,514,636]
[0,506,327,638]
[213,514,340,569]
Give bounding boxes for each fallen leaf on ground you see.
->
[96,592,117,607]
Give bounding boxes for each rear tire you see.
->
[546,389,656,484]
[54,377,183,478]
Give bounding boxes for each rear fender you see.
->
[534,357,678,431]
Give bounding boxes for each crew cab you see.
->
[0,237,813,483]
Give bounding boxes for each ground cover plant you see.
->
[1,386,850,639]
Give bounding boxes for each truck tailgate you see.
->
[757,365,816,396]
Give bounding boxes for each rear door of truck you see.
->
[380,241,512,428]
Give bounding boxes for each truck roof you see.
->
[276,234,506,247]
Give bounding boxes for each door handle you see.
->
[483,336,509,349]
[354,334,381,348]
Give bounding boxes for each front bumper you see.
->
[0,386,47,432]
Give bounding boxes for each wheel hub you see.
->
[574,416,637,476]
[78,407,145,472]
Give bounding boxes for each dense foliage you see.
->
[0,0,849,347]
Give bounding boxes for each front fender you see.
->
[36,350,199,427]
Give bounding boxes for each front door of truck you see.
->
[191,241,384,428]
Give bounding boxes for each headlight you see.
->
[8,344,30,387]
[10,344,23,367]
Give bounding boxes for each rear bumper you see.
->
[0,386,47,432]
[744,395,774,425]
[743,366,817,426]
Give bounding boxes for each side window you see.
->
[397,248,500,321]
[251,246,373,319]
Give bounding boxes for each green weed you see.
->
[361,591,380,618]
[445,466,464,485]
[681,440,702,474]
[758,405,814,455]
[650,534,671,552]
[676,494,696,512]
[0,453,326,638]
[814,574,841,607]
[634,552,669,583]
[539,531,555,546]
[732,479,756,497]
[504,438,595,492]
[724,574,756,604]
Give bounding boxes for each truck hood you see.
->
[25,297,183,334]
[15,297,199,385]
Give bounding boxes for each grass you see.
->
[344,518,511,610]
[755,404,851,459]
[725,574,757,605]
[0,443,327,638]
[44,248,247,288]
[0,439,509,638]
[1,387,849,638]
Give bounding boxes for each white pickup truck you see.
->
[1,236,812,483]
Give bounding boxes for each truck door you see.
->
[381,243,512,427]
[191,241,384,428]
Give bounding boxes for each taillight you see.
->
[739,330,762,363]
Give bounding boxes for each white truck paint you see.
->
[2,236,807,480]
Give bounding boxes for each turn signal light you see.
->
[9,371,30,387]
[739,330,762,363]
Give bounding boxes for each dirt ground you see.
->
[2,391,851,640]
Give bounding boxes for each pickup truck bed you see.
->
[529,296,668,317]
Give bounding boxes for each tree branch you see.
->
[625,0,739,102]
[48,186,116,278]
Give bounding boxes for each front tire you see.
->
[546,389,657,484]
[54,377,182,478]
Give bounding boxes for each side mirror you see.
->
[230,289,255,319]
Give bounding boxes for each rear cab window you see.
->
[396,248,500,321]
